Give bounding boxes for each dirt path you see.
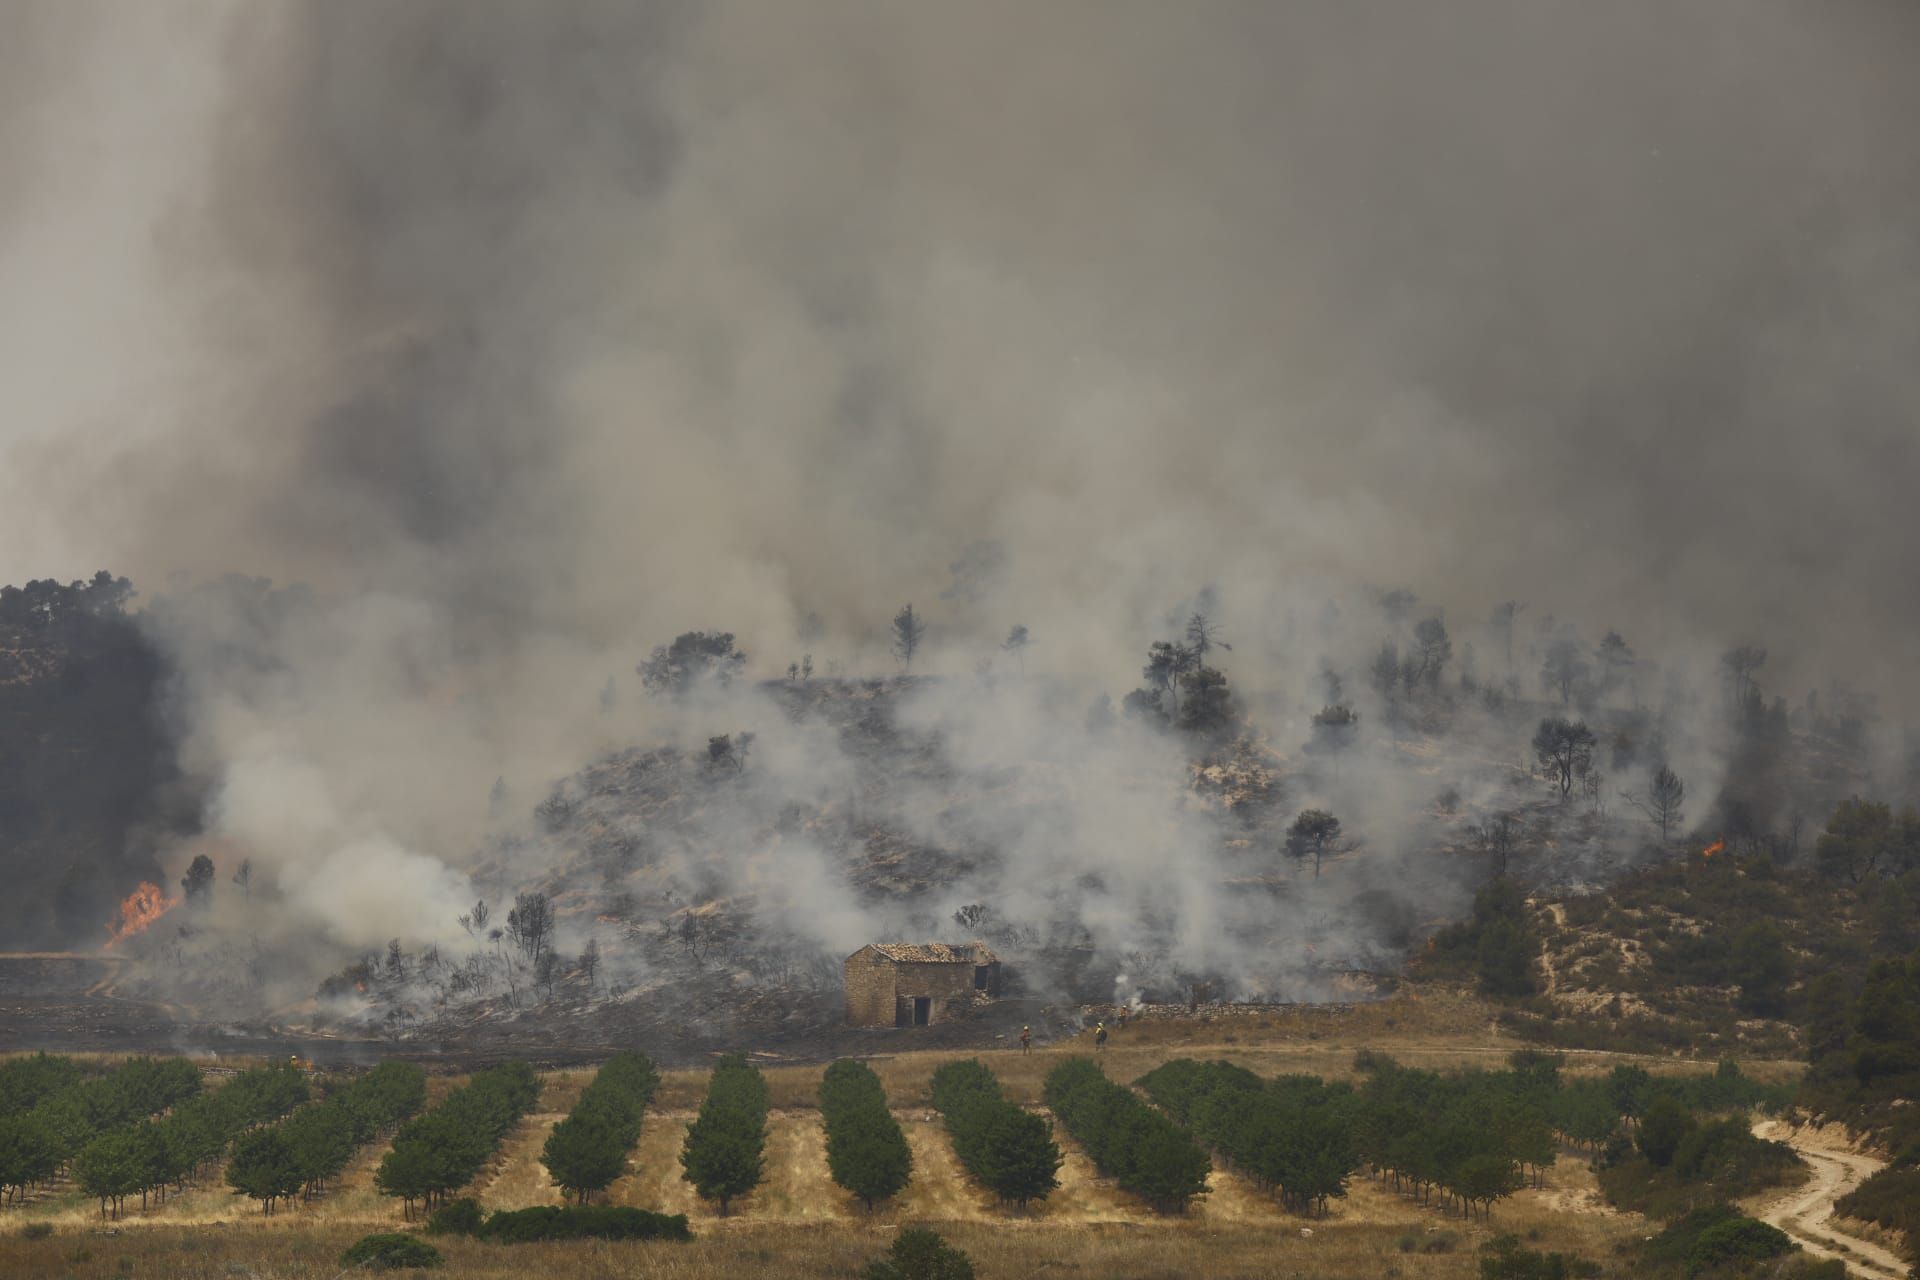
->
[1750,1120,1907,1279]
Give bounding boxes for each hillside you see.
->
[0,575,186,949]
[278,672,1531,1055]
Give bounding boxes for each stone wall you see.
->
[844,948,898,1026]
[889,960,978,1025]
[843,950,991,1026]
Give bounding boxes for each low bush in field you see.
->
[1600,1115,1803,1219]
[339,1232,442,1270]
[423,1197,483,1237]
[474,1204,691,1243]
[1683,1216,1793,1275]
[1477,1233,1599,1279]
[1643,1204,1744,1266]
[1640,1205,1803,1277]
[861,1227,975,1280]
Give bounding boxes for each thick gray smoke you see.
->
[2,2,1918,980]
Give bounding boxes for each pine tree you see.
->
[891,605,927,671]
[821,1060,912,1210]
[680,1055,767,1215]
[827,1108,912,1210]
[543,1115,626,1204]
[227,1128,304,1215]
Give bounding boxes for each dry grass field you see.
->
[0,992,1797,1278]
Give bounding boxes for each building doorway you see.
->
[912,997,931,1026]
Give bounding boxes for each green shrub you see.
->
[1684,1215,1792,1275]
[1478,1233,1599,1279]
[1637,1095,1696,1167]
[424,1197,483,1236]
[1671,1118,1801,1197]
[1835,1160,1920,1257]
[339,1233,443,1270]
[474,1205,691,1243]
[862,1227,975,1280]
[1642,1203,1745,1267]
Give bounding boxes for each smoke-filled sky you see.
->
[2,2,1918,955]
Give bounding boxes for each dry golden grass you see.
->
[611,1112,704,1221]
[475,1111,567,1211]
[0,1187,1649,1280]
[749,1111,850,1223]
[890,1114,996,1223]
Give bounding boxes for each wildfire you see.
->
[104,882,179,949]
[1700,839,1726,859]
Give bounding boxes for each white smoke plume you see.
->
[1,2,1917,985]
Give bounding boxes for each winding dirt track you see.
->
[1750,1120,1908,1279]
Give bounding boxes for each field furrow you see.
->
[476,1111,566,1210]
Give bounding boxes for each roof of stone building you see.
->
[857,941,998,964]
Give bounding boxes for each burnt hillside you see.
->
[0,574,186,949]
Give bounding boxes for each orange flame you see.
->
[105,882,179,948]
[1700,839,1726,859]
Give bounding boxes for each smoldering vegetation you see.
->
[72,577,1906,1059]
[0,4,1917,1046]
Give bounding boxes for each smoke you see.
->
[2,2,1918,975]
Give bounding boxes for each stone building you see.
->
[843,941,1000,1027]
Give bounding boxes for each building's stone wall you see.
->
[843,948,999,1027]
[844,947,898,1026]
[889,960,978,1025]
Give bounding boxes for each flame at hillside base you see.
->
[1700,839,1726,859]
[105,882,178,948]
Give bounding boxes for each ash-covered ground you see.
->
[44,663,1839,1067]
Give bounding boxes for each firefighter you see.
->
[1019,1025,1032,1055]
[1094,1021,1108,1051]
